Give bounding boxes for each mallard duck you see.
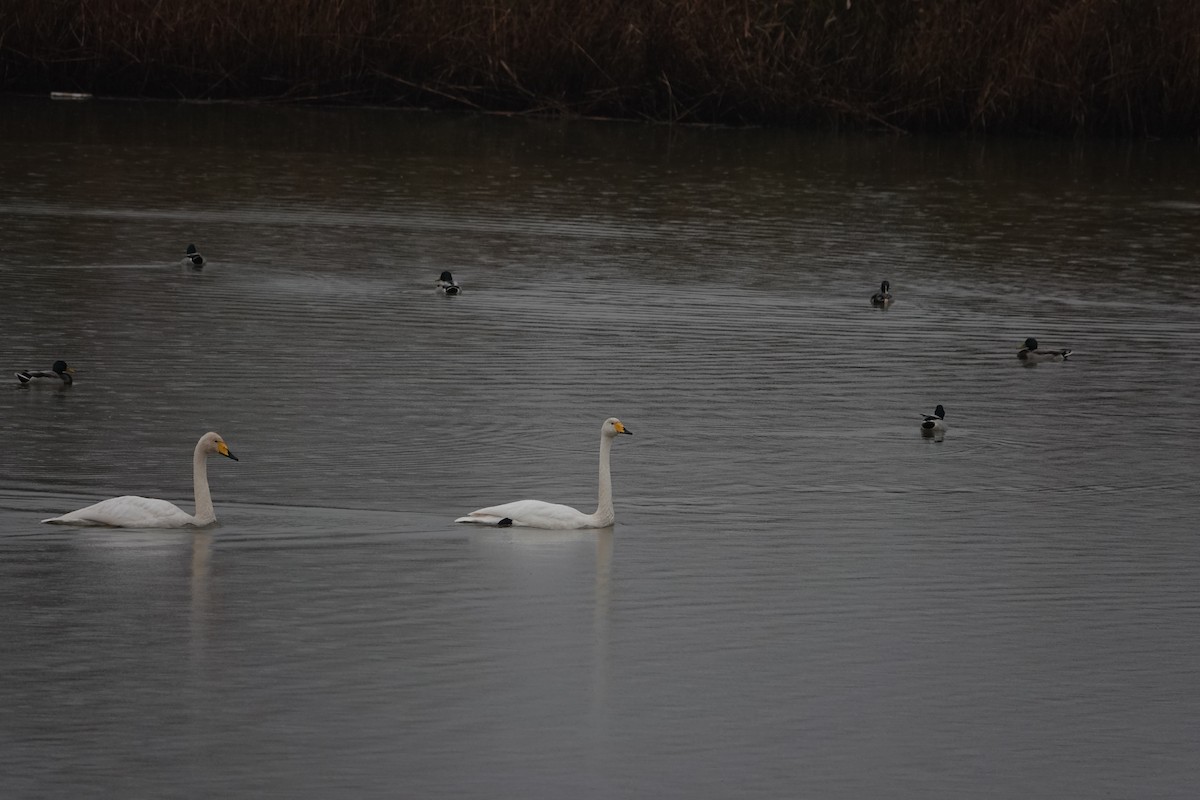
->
[183,244,205,269]
[15,360,74,386]
[436,271,462,295]
[870,280,893,307]
[1017,337,1071,363]
[920,404,946,433]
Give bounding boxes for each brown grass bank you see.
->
[2,0,1198,135]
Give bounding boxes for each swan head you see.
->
[603,418,632,437]
[200,431,239,461]
[932,404,945,419]
[52,360,74,375]
[1022,337,1038,351]
[880,280,890,293]
[439,271,455,283]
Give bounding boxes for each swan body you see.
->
[436,271,462,295]
[183,244,205,269]
[458,499,599,529]
[43,432,238,528]
[456,418,632,529]
[870,280,893,307]
[920,404,946,433]
[1018,337,1071,363]
[15,360,74,386]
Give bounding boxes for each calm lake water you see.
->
[2,96,1199,798]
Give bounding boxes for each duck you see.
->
[870,280,893,307]
[42,432,238,528]
[920,404,946,433]
[183,244,206,269]
[436,271,462,295]
[456,418,632,529]
[15,360,74,386]
[1017,337,1071,363]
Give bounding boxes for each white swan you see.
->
[456,418,632,529]
[43,432,238,528]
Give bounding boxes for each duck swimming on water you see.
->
[870,280,893,307]
[920,404,946,434]
[183,244,205,269]
[436,271,462,295]
[1017,337,1071,363]
[15,360,74,386]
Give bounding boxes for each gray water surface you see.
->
[2,98,1199,798]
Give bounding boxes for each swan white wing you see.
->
[43,495,197,528]
[456,499,594,529]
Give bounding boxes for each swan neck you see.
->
[594,432,614,526]
[192,441,215,525]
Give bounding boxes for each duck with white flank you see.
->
[920,405,946,434]
[436,271,462,295]
[1017,337,1071,363]
[870,280,893,307]
[15,360,75,386]
[184,244,206,269]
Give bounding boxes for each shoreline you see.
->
[2,0,1198,137]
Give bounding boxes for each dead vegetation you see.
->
[2,0,1197,134]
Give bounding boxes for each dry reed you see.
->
[1,0,1197,135]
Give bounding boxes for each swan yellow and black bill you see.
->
[217,441,239,461]
[615,421,632,435]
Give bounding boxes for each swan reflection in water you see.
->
[190,530,213,657]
